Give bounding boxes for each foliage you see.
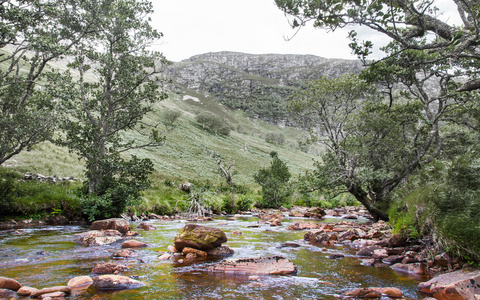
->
[0,0,104,165]
[196,112,231,136]
[254,151,292,208]
[389,154,480,261]
[275,0,480,92]
[57,0,168,220]
[163,109,182,128]
[236,194,256,211]
[265,133,285,145]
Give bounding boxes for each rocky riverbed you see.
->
[0,206,478,299]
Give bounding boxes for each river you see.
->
[0,215,428,299]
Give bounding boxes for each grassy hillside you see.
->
[5,88,321,188]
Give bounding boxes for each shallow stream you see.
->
[0,216,429,299]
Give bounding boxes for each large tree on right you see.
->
[275,0,480,92]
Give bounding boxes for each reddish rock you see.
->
[30,286,71,298]
[287,222,320,231]
[93,275,145,290]
[167,245,178,253]
[67,276,93,289]
[182,247,207,257]
[41,291,66,298]
[17,286,39,296]
[391,263,427,275]
[158,253,172,260]
[112,249,139,259]
[138,222,157,231]
[0,289,16,298]
[126,231,139,236]
[372,249,389,260]
[74,230,123,246]
[206,245,235,257]
[338,229,359,241]
[121,239,148,248]
[232,230,242,235]
[304,230,332,246]
[92,263,128,274]
[356,246,382,257]
[208,256,297,275]
[304,207,326,219]
[343,214,358,220]
[91,218,131,235]
[344,288,382,298]
[418,269,480,300]
[174,224,227,251]
[0,276,21,291]
[383,255,405,265]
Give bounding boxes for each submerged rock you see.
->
[206,245,235,257]
[344,287,402,298]
[208,256,297,275]
[0,276,21,291]
[138,222,157,231]
[112,249,139,259]
[174,224,227,251]
[93,275,145,290]
[91,218,131,235]
[418,269,480,300]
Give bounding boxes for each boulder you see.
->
[158,253,172,260]
[174,224,227,251]
[93,275,145,291]
[17,286,40,296]
[167,245,178,253]
[206,245,235,257]
[91,218,130,235]
[30,286,71,298]
[304,207,326,219]
[388,234,408,247]
[92,263,128,274]
[41,291,66,298]
[138,222,157,231]
[0,276,21,291]
[121,239,148,248]
[67,276,93,289]
[74,230,123,246]
[417,269,480,300]
[208,256,297,275]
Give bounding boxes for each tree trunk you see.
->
[348,185,389,222]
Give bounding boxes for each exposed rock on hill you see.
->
[167,51,363,124]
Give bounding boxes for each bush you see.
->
[254,152,292,208]
[389,155,480,261]
[196,112,231,136]
[237,194,255,211]
[265,133,285,145]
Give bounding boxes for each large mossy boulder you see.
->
[174,224,227,251]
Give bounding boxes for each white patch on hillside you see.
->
[182,95,200,102]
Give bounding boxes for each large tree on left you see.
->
[0,0,101,164]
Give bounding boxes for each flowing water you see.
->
[0,215,429,299]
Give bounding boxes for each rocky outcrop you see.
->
[174,224,227,251]
[208,256,297,276]
[91,218,130,235]
[418,269,480,300]
[93,275,145,291]
[167,52,363,124]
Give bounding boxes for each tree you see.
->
[254,151,292,208]
[60,0,169,219]
[163,109,182,128]
[291,74,444,220]
[195,112,231,136]
[275,0,480,92]
[0,0,102,165]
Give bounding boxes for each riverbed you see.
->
[0,215,428,299]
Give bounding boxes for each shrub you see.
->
[196,112,231,136]
[265,133,285,145]
[237,194,255,211]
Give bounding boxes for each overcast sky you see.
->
[150,0,459,62]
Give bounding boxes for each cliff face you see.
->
[167,51,363,124]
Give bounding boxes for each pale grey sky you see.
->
[150,0,460,62]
